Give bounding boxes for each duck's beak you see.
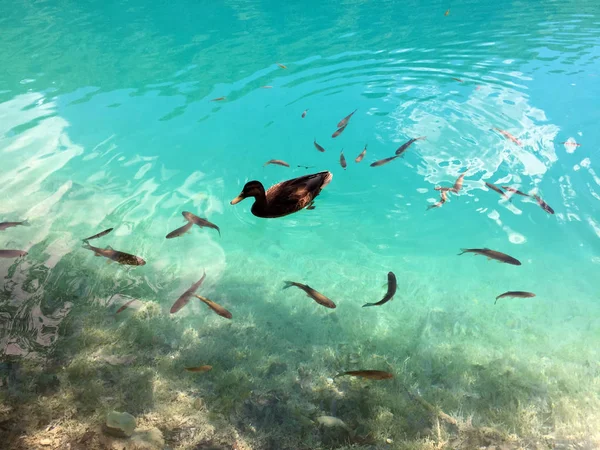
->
[230,194,244,205]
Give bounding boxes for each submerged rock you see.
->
[104,411,137,437]
[130,427,164,449]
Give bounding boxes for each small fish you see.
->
[452,77,463,83]
[495,291,536,305]
[115,299,137,314]
[261,86,273,89]
[427,189,448,210]
[355,145,367,163]
[0,249,28,258]
[332,125,347,138]
[182,211,221,237]
[340,150,347,169]
[395,136,426,156]
[335,370,394,380]
[264,159,290,167]
[301,109,308,118]
[314,139,326,153]
[83,243,145,266]
[533,194,554,215]
[211,97,226,102]
[82,227,114,242]
[363,272,396,307]
[194,295,232,319]
[493,127,522,146]
[0,220,29,231]
[560,141,581,147]
[283,281,336,309]
[444,9,450,16]
[185,365,212,373]
[370,155,399,167]
[166,221,193,239]
[337,109,357,128]
[297,165,315,169]
[501,186,530,197]
[452,173,466,193]
[277,63,287,69]
[458,248,521,266]
[485,182,511,202]
[170,271,207,314]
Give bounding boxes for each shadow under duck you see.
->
[230,171,333,218]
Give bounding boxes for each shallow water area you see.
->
[1,0,600,449]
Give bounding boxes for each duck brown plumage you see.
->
[230,171,333,218]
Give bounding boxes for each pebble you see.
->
[105,411,136,437]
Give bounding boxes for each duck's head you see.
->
[230,181,265,205]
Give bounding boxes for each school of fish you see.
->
[3,56,572,424]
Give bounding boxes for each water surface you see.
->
[1,0,600,448]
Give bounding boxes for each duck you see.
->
[230,171,333,218]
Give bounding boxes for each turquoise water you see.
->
[1,0,600,448]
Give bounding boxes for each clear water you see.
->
[1,0,600,448]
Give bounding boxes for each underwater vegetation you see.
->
[1,256,599,449]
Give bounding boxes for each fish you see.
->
[363,272,396,307]
[0,220,29,231]
[194,295,232,319]
[283,281,336,309]
[452,173,466,193]
[395,136,426,156]
[185,365,212,373]
[452,77,463,83]
[501,186,530,197]
[340,150,347,169]
[495,291,536,305]
[83,242,146,266]
[264,159,290,167]
[82,227,114,242]
[182,211,221,237]
[115,299,138,314]
[166,221,194,239]
[261,86,273,89]
[277,63,287,69]
[0,249,28,258]
[355,145,367,163]
[485,182,511,202]
[297,165,315,169]
[334,370,394,380]
[493,127,522,146]
[445,9,450,16]
[332,125,347,138]
[211,97,226,101]
[533,194,554,214]
[170,271,207,314]
[560,141,581,147]
[427,189,448,210]
[370,155,399,167]
[458,248,521,266]
[301,109,308,118]
[314,139,326,153]
[337,109,357,128]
